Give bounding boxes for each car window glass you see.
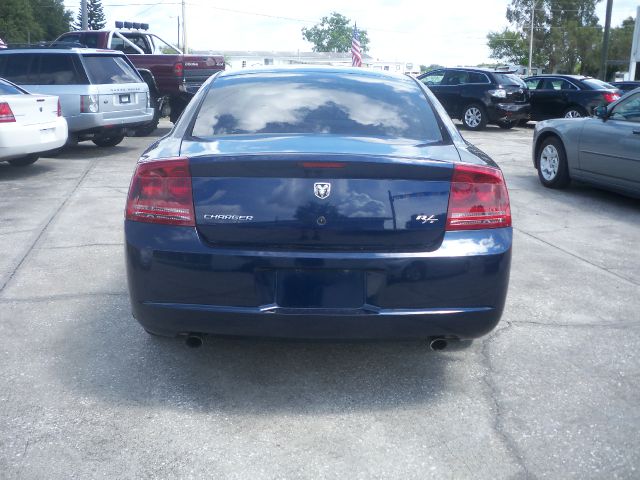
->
[81,35,99,49]
[122,33,152,54]
[82,55,140,84]
[494,73,525,86]
[110,36,126,52]
[38,54,80,85]
[559,80,577,90]
[468,72,489,84]
[443,70,469,85]
[582,78,614,90]
[0,54,36,84]
[192,73,445,142]
[420,70,444,86]
[58,34,80,45]
[610,93,640,123]
[0,80,24,94]
[526,79,541,89]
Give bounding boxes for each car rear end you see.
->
[0,80,67,161]
[180,54,225,95]
[124,69,512,340]
[486,72,530,124]
[579,77,622,112]
[67,51,153,136]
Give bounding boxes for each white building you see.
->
[194,50,419,74]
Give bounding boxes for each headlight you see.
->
[488,89,507,99]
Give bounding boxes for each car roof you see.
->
[527,74,589,80]
[0,47,124,55]
[217,65,415,81]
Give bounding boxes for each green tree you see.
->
[487,0,602,74]
[606,16,636,78]
[73,0,107,30]
[302,12,370,53]
[0,0,40,43]
[32,0,73,41]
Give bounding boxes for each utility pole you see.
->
[81,0,88,30]
[528,0,535,75]
[181,0,188,53]
[600,0,613,81]
[629,6,640,81]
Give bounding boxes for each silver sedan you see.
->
[532,88,640,198]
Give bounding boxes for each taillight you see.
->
[173,62,184,76]
[125,158,195,226]
[80,94,99,113]
[0,102,15,123]
[57,98,62,117]
[446,164,511,231]
[603,92,620,103]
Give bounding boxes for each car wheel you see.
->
[497,120,516,129]
[563,106,587,118]
[462,104,487,130]
[8,155,39,167]
[133,91,160,137]
[537,137,570,188]
[92,133,125,148]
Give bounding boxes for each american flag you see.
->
[351,24,362,67]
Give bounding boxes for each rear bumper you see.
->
[488,103,530,123]
[125,222,512,340]
[0,117,67,160]
[65,108,154,133]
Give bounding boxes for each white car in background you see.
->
[0,77,68,167]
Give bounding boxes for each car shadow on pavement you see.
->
[0,161,57,179]
[54,294,471,414]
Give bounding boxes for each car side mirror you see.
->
[594,106,608,119]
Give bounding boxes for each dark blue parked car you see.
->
[125,67,512,348]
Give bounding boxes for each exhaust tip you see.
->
[429,338,448,351]
[185,334,203,348]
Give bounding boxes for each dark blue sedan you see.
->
[125,67,512,347]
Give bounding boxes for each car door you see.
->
[530,78,574,119]
[578,92,640,189]
[438,70,469,118]
[526,78,543,118]
[419,69,447,111]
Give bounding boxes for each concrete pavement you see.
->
[0,122,638,479]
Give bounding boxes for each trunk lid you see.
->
[3,94,58,126]
[183,138,458,252]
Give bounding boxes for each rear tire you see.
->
[133,91,160,137]
[92,133,125,148]
[8,155,38,167]
[461,104,487,130]
[537,136,570,189]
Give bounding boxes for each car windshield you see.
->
[192,72,443,142]
[0,80,25,94]
[494,73,525,86]
[82,55,140,84]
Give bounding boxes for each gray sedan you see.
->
[532,88,640,198]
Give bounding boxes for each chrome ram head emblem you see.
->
[314,182,331,199]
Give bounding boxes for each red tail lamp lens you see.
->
[446,164,511,231]
[603,92,620,103]
[173,62,184,76]
[125,158,195,226]
[0,102,15,123]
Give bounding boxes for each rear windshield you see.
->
[82,55,140,84]
[582,78,615,90]
[0,80,25,94]
[494,73,525,86]
[191,72,444,142]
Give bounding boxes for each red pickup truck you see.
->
[56,26,224,135]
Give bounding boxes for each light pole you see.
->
[528,0,535,75]
[600,0,613,80]
[81,0,88,30]
[181,0,187,53]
